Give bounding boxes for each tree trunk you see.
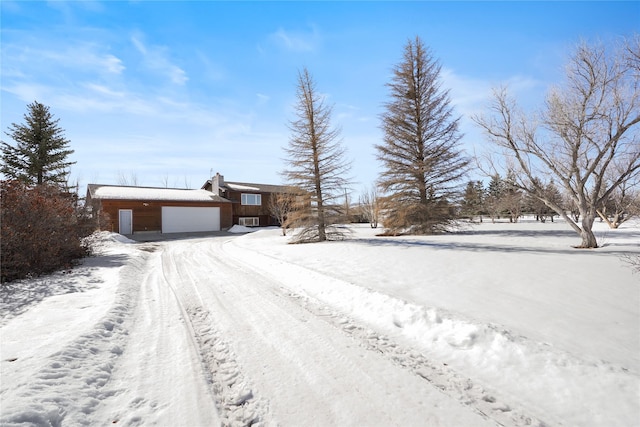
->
[578,212,598,248]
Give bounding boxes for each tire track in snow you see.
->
[94,246,220,427]
[159,241,271,426]
[162,238,495,427]
[280,289,548,427]
[221,238,551,427]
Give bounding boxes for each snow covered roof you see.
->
[87,184,231,203]
[226,183,261,192]
[202,179,294,194]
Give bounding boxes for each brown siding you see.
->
[226,190,277,226]
[98,199,232,233]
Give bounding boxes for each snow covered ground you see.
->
[1,219,638,426]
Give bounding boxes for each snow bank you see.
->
[226,221,640,426]
[0,232,146,426]
[228,225,256,233]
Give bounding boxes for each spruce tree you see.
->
[1,101,75,186]
[376,36,469,235]
[461,180,485,221]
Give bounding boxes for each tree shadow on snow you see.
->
[456,227,640,241]
[454,228,579,239]
[0,253,129,327]
[352,233,637,257]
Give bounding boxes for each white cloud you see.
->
[441,68,543,118]
[269,26,320,52]
[440,68,493,117]
[131,34,147,55]
[3,42,125,76]
[83,83,125,98]
[2,82,52,103]
[130,32,188,85]
[194,50,225,82]
[256,93,270,105]
[102,54,125,74]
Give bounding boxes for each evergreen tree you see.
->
[524,177,547,221]
[486,174,505,222]
[502,171,523,223]
[525,178,563,222]
[1,101,75,186]
[376,36,469,235]
[282,68,351,243]
[461,180,485,221]
[543,180,563,222]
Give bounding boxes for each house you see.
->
[87,174,295,234]
[86,184,233,234]
[202,173,293,227]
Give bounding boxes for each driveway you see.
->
[126,230,241,242]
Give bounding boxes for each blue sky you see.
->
[1,1,638,193]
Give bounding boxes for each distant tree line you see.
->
[429,171,639,227]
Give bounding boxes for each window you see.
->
[239,217,259,227]
[241,193,262,205]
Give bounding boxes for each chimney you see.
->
[212,172,224,196]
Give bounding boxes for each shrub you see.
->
[1,181,89,283]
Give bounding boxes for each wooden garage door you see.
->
[161,207,220,233]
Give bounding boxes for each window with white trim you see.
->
[241,193,262,205]
[239,217,259,227]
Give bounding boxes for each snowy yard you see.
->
[1,219,639,426]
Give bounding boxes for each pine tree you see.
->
[282,68,351,243]
[1,101,75,186]
[376,36,469,235]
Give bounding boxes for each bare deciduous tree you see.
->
[376,36,469,235]
[474,37,640,248]
[160,173,170,188]
[358,184,380,228]
[597,178,639,228]
[282,68,352,243]
[117,170,140,186]
[267,189,298,236]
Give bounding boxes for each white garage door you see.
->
[161,207,220,233]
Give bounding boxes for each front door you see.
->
[119,209,133,234]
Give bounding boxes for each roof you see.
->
[202,179,293,194]
[87,184,231,203]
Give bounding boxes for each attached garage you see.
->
[161,206,220,233]
[87,184,233,234]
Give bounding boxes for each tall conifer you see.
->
[376,37,469,234]
[1,101,75,186]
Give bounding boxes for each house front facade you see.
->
[87,184,233,234]
[202,173,292,227]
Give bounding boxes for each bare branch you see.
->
[474,38,639,248]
